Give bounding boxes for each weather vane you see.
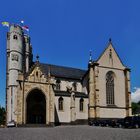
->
[36,54,39,62]
[1,20,29,32]
[89,50,92,61]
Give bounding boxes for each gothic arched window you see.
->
[13,35,18,40]
[56,79,61,90]
[79,98,84,112]
[106,71,115,105]
[58,97,63,111]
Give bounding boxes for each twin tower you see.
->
[6,25,33,122]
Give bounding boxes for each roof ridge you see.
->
[40,62,87,71]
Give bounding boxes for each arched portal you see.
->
[26,89,46,124]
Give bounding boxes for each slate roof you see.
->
[39,63,87,80]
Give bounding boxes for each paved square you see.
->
[0,126,140,140]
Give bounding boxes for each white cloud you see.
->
[131,87,140,103]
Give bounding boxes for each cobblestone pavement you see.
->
[0,125,140,140]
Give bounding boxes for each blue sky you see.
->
[0,0,140,106]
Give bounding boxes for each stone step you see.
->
[17,124,52,127]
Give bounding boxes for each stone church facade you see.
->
[6,24,132,126]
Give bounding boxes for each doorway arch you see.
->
[26,89,46,124]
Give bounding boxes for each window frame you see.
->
[79,98,84,112]
[58,97,64,111]
[106,71,115,105]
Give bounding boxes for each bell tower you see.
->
[6,24,24,122]
[6,24,28,123]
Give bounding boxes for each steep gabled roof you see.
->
[40,63,87,80]
[96,39,126,69]
[26,62,87,80]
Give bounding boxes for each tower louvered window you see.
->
[13,35,18,40]
[106,71,115,105]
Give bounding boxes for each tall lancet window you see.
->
[79,98,84,112]
[58,97,64,111]
[106,71,115,105]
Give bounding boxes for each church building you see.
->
[6,24,132,126]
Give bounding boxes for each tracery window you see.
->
[58,97,64,111]
[106,71,115,105]
[79,98,84,112]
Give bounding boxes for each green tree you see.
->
[132,102,140,115]
[138,101,140,105]
[0,106,6,125]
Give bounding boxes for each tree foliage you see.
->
[132,102,140,115]
[0,106,6,125]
